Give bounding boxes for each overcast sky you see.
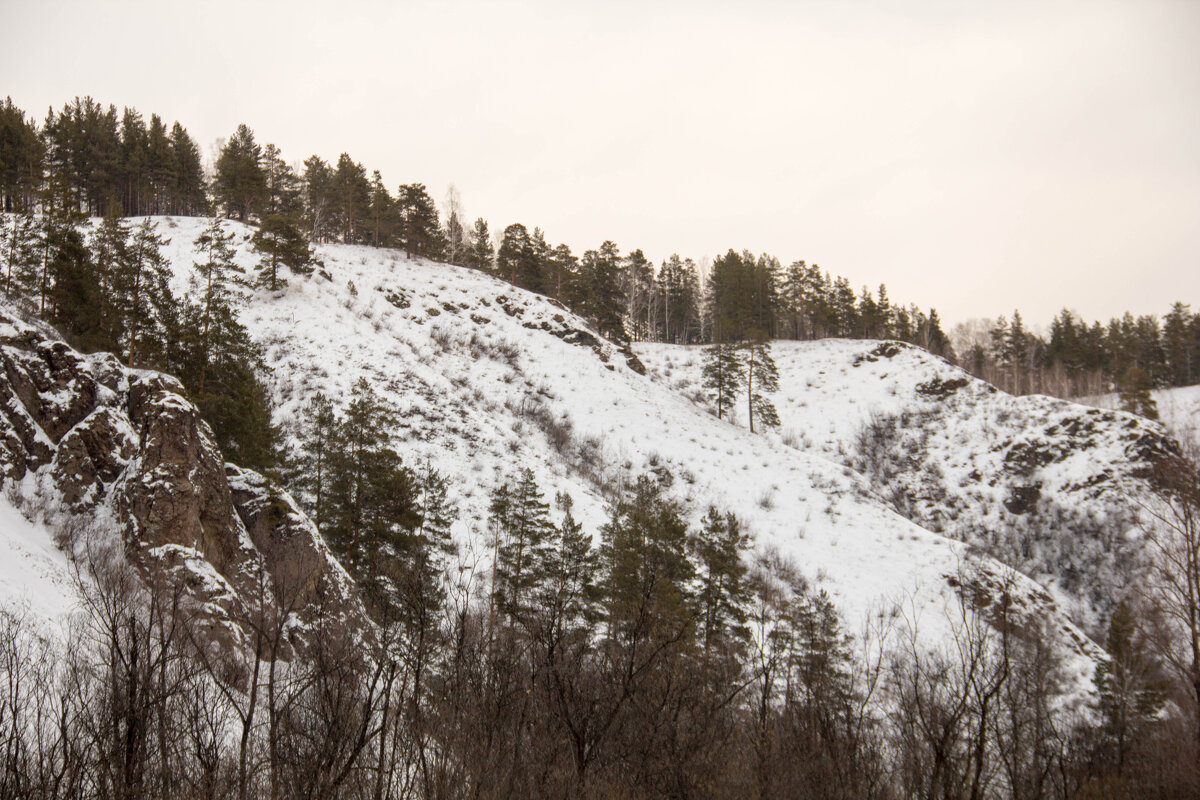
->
[4,0,1198,327]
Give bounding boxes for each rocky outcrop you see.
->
[0,305,371,655]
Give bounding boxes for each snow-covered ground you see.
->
[636,339,1171,630]
[142,217,1104,692]
[1080,384,1200,456]
[0,495,77,624]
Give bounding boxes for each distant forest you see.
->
[2,95,1197,402]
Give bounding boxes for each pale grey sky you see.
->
[4,0,1198,326]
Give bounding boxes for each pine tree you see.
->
[397,183,445,260]
[496,223,532,286]
[325,379,418,618]
[742,341,780,432]
[89,212,130,347]
[214,124,266,221]
[465,217,494,271]
[302,155,336,242]
[539,492,599,632]
[491,468,555,620]
[1096,601,1167,776]
[332,153,371,243]
[599,475,695,644]
[0,97,44,213]
[574,241,627,343]
[691,507,751,654]
[188,217,247,394]
[252,214,314,291]
[1,211,41,302]
[48,218,112,351]
[702,342,744,421]
[1118,366,1159,420]
[367,170,395,248]
[397,463,457,635]
[294,392,338,530]
[168,121,206,216]
[119,219,176,368]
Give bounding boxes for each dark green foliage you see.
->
[573,241,628,343]
[496,223,537,290]
[0,211,41,299]
[708,249,775,343]
[302,155,336,242]
[324,378,420,618]
[599,475,695,643]
[465,217,494,271]
[293,392,338,530]
[214,124,266,222]
[397,183,444,260]
[332,153,371,243]
[691,507,751,652]
[178,218,278,469]
[702,342,744,421]
[47,214,113,353]
[742,341,780,432]
[490,468,556,620]
[252,213,314,291]
[1118,366,1159,420]
[0,97,44,213]
[1095,601,1168,778]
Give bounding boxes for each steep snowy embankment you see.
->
[0,497,76,623]
[149,217,1103,692]
[635,339,1176,627]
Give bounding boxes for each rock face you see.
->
[0,305,370,653]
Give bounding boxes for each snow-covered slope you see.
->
[635,339,1176,627]
[1081,384,1200,457]
[0,496,76,624]
[146,217,1103,691]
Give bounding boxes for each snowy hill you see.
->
[141,216,1113,691]
[1080,384,1200,457]
[635,339,1177,628]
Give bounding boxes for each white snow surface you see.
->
[0,495,77,624]
[1081,385,1200,456]
[145,217,1105,690]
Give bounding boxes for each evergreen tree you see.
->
[252,214,314,291]
[397,463,457,634]
[168,121,206,216]
[367,170,396,248]
[496,223,533,286]
[1,211,41,301]
[397,183,445,260]
[0,97,44,213]
[691,507,751,654]
[214,124,266,221]
[325,378,419,617]
[574,241,627,343]
[1096,601,1167,776]
[47,217,112,352]
[465,217,494,271]
[302,155,336,242]
[490,468,555,620]
[1118,366,1159,420]
[539,491,600,632]
[293,392,338,531]
[742,341,780,432]
[332,153,371,243]
[187,217,247,394]
[702,342,745,421]
[119,218,176,369]
[599,475,695,644]
[89,212,131,352]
